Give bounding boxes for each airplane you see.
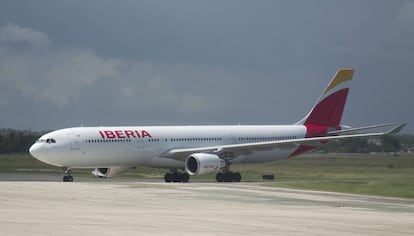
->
[29,68,405,182]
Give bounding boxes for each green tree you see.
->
[382,135,401,155]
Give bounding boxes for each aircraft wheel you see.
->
[172,173,182,182]
[181,173,190,183]
[233,172,241,182]
[63,175,74,182]
[164,173,173,182]
[224,172,233,182]
[216,172,224,182]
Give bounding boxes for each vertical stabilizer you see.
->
[296,68,354,129]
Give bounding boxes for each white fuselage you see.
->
[29,125,307,169]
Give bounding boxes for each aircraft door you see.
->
[137,138,145,149]
[68,133,80,150]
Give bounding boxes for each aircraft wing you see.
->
[160,123,405,161]
[328,123,403,135]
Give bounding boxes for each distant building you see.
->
[367,137,383,146]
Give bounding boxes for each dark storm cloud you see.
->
[0,0,413,132]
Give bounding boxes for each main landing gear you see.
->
[164,169,190,183]
[215,172,241,182]
[63,167,74,182]
[215,161,241,182]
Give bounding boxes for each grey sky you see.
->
[0,0,413,132]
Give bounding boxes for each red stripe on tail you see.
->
[290,90,349,157]
[304,88,349,129]
[291,69,353,158]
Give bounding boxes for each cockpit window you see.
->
[36,138,56,144]
[46,138,56,144]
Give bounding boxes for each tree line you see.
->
[319,135,408,154]
[0,129,43,154]
[0,129,413,154]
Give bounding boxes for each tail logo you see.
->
[300,68,354,129]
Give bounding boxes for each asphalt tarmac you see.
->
[1,173,414,236]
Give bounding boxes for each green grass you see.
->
[0,153,61,172]
[2,153,414,198]
[232,154,414,198]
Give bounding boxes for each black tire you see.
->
[233,172,241,182]
[224,172,233,182]
[68,176,74,182]
[181,173,190,183]
[172,173,181,182]
[164,173,173,182]
[216,172,224,182]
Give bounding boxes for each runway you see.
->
[1,179,414,235]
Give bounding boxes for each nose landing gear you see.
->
[63,167,74,182]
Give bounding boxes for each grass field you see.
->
[1,153,414,198]
[234,154,414,199]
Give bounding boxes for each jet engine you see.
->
[92,166,133,178]
[185,153,226,175]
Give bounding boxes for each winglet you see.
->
[386,123,406,135]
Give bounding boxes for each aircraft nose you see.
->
[29,142,60,166]
[29,143,40,158]
[29,143,47,160]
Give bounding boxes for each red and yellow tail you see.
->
[297,68,354,130]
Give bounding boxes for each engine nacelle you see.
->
[185,153,226,175]
[92,166,133,178]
